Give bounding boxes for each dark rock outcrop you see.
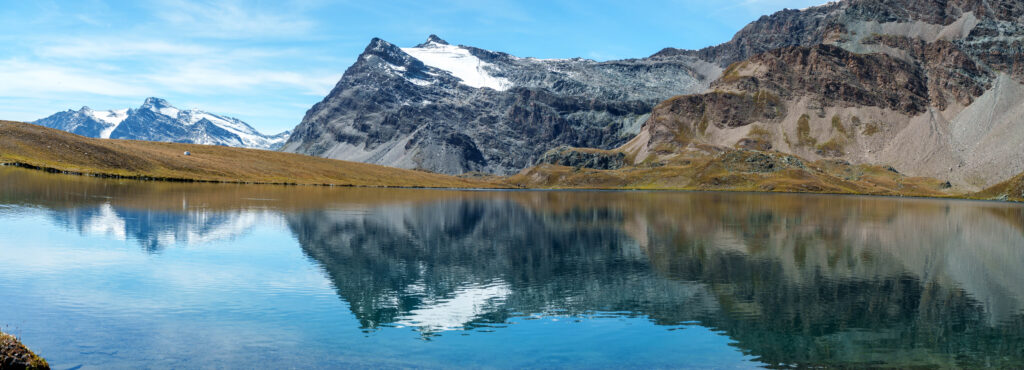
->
[537,146,626,170]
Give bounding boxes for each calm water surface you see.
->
[1,166,1023,368]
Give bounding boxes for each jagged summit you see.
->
[34,98,290,150]
[141,97,173,109]
[416,34,449,47]
[365,37,398,52]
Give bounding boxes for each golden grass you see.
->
[974,171,1024,202]
[508,149,951,199]
[0,121,496,188]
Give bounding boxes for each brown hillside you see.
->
[0,121,495,188]
[975,172,1024,202]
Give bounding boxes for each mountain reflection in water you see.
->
[287,193,1024,366]
[2,166,1023,367]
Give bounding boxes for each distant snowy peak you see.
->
[400,36,513,91]
[34,98,290,150]
[80,107,130,138]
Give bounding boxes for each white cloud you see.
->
[146,63,340,96]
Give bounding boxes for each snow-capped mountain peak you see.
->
[401,36,512,91]
[34,98,290,150]
[141,97,181,118]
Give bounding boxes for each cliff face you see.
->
[282,36,719,175]
[622,0,1024,189]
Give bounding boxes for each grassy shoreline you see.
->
[2,120,1019,202]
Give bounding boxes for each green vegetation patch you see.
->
[797,114,817,147]
[862,122,881,136]
[831,115,850,138]
[720,61,749,83]
[816,137,846,157]
[748,125,772,141]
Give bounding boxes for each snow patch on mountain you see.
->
[84,108,129,138]
[401,41,512,91]
[87,108,129,126]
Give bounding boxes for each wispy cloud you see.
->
[35,40,215,59]
[147,63,340,96]
[152,0,316,39]
[0,59,152,98]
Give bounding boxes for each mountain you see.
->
[284,0,1024,189]
[616,0,1024,189]
[282,35,720,175]
[34,98,290,150]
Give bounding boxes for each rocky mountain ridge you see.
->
[35,98,290,150]
[282,35,719,174]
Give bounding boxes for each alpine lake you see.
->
[1,165,1023,368]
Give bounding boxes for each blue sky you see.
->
[0,0,826,134]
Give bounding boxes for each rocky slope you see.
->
[35,98,290,150]
[282,35,720,175]
[616,0,1024,189]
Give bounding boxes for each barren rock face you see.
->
[718,44,931,115]
[536,146,626,170]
